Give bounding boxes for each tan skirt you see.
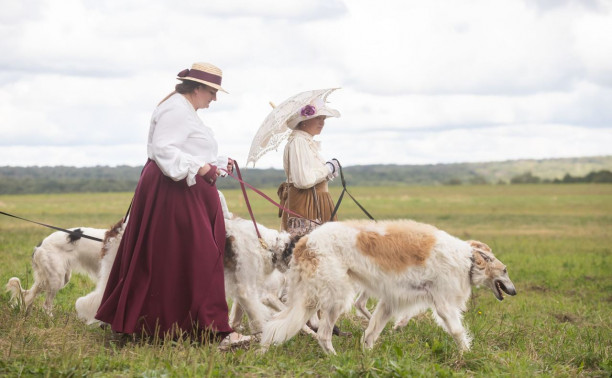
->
[278,181,337,232]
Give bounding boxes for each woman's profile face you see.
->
[299,116,326,136]
[195,85,218,109]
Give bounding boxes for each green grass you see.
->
[1,184,611,377]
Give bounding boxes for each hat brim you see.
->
[287,107,340,129]
[177,77,228,94]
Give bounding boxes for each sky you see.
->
[1,0,611,169]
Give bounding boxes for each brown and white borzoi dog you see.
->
[261,219,517,354]
[6,227,107,316]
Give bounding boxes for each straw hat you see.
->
[286,97,340,129]
[176,62,228,93]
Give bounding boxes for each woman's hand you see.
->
[226,158,235,174]
[198,164,219,185]
[198,164,211,176]
[326,159,340,180]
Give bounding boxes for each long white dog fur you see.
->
[6,227,107,316]
[74,218,126,324]
[261,219,517,354]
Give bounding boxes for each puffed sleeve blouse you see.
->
[147,93,227,187]
[283,130,329,189]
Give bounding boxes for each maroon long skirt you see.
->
[95,160,232,339]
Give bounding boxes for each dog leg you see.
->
[22,282,42,315]
[392,302,429,329]
[362,300,393,350]
[228,300,245,330]
[235,290,270,334]
[261,294,286,313]
[433,304,471,352]
[354,290,372,319]
[75,291,103,325]
[42,290,57,317]
[316,304,344,355]
[308,313,320,331]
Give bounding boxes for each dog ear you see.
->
[477,250,492,263]
[470,243,492,267]
[467,240,491,252]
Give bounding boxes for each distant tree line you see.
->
[0,166,142,194]
[509,170,612,184]
[0,162,610,195]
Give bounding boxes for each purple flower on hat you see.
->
[300,104,316,117]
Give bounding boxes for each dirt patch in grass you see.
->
[552,313,580,324]
[525,284,549,292]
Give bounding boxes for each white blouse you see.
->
[283,130,329,189]
[147,93,227,187]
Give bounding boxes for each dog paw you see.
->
[218,332,252,351]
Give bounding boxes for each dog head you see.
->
[468,240,517,301]
[101,218,126,258]
[270,232,302,272]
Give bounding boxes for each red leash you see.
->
[228,162,266,248]
[221,162,321,245]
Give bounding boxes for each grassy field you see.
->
[0,184,610,377]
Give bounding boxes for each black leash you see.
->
[0,211,104,242]
[329,159,375,221]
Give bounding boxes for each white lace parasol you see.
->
[246,88,340,167]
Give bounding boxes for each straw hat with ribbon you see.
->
[176,62,228,93]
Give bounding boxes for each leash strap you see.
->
[329,159,375,221]
[232,162,268,249]
[0,211,103,242]
[122,159,150,222]
[221,168,322,226]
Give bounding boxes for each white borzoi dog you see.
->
[261,219,517,354]
[73,191,300,335]
[6,227,107,316]
[224,217,298,333]
[75,216,300,333]
[74,218,126,324]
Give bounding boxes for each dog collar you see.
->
[468,256,476,284]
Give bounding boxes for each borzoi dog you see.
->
[261,219,517,354]
[6,227,106,316]
[74,216,299,333]
[73,190,299,335]
[224,217,298,333]
[75,218,126,324]
[75,190,232,325]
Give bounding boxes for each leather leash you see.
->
[222,166,322,226]
[0,211,104,242]
[329,159,375,221]
[230,162,267,249]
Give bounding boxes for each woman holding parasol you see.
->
[246,88,341,235]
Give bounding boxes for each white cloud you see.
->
[0,0,610,169]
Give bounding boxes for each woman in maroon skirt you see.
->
[96,62,250,347]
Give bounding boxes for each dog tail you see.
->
[261,294,315,346]
[6,277,26,308]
